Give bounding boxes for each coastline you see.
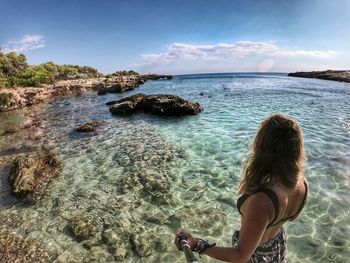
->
[0,74,172,112]
[288,70,350,83]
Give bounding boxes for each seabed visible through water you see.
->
[0,73,349,262]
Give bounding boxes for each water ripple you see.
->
[0,74,349,262]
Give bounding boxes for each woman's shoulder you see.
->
[239,191,277,220]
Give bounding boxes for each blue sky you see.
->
[1,0,349,74]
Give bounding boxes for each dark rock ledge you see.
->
[288,70,350,83]
[106,93,203,116]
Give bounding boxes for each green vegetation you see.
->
[0,49,142,88]
[105,70,140,78]
[0,49,102,88]
[117,70,140,76]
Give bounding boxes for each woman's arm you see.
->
[175,193,274,262]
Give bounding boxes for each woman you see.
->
[175,114,308,262]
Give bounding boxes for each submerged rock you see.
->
[8,150,62,200]
[76,121,105,132]
[107,93,203,116]
[170,207,227,236]
[138,171,171,198]
[113,245,128,261]
[129,232,153,257]
[128,226,172,257]
[86,246,114,262]
[102,229,118,245]
[0,228,49,263]
[8,155,41,195]
[66,215,98,241]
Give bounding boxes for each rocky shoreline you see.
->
[0,104,58,201]
[288,70,350,83]
[0,71,205,205]
[0,74,172,112]
[0,73,181,202]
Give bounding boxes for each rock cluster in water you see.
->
[53,123,186,261]
[107,93,203,116]
[0,119,229,262]
[0,89,205,262]
[288,70,350,83]
[8,150,62,200]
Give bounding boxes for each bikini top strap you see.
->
[257,188,280,227]
[237,179,308,228]
[237,188,280,227]
[268,179,309,227]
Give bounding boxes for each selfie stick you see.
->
[179,236,200,263]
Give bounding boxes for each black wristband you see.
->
[193,238,216,255]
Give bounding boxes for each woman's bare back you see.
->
[258,178,308,245]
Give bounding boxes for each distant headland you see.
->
[288,70,350,83]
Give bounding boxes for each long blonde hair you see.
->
[238,114,306,195]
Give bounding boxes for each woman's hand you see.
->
[174,230,198,251]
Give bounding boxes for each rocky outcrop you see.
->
[0,84,88,112]
[288,70,350,83]
[106,93,146,115]
[95,74,173,95]
[107,93,203,116]
[8,150,62,200]
[0,92,14,107]
[0,74,173,112]
[95,81,136,95]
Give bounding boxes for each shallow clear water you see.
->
[0,73,350,262]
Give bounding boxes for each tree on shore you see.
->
[0,49,103,88]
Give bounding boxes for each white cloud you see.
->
[139,41,336,66]
[274,49,336,58]
[2,35,45,53]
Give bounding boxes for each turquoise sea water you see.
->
[0,73,349,262]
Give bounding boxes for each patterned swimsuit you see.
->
[232,228,287,263]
